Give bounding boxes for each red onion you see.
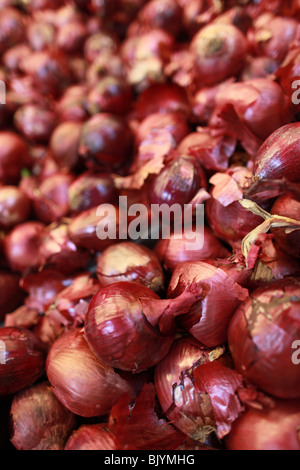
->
[56,21,87,54]
[4,221,47,273]
[249,13,298,63]
[50,122,82,169]
[154,336,244,442]
[129,0,183,37]
[47,271,100,327]
[96,241,164,293]
[205,167,264,249]
[225,398,300,450]
[55,85,89,123]
[10,381,76,450]
[67,205,122,252]
[4,305,40,331]
[209,78,291,155]
[39,221,91,275]
[65,423,117,450]
[121,29,175,92]
[177,127,236,173]
[167,261,249,347]
[270,193,300,258]
[253,123,300,183]
[121,28,174,67]
[86,76,133,116]
[0,271,25,323]
[148,154,207,208]
[0,327,46,396]
[213,6,252,35]
[133,83,190,120]
[155,226,230,273]
[68,171,118,214]
[190,78,235,126]
[20,269,72,314]
[84,282,176,372]
[135,112,190,151]
[89,0,119,17]
[46,327,133,417]
[86,53,125,85]
[79,113,133,171]
[190,23,248,86]
[84,31,119,63]
[0,132,31,185]
[228,277,300,399]
[13,104,56,144]
[0,186,31,230]
[241,56,280,81]
[0,7,25,54]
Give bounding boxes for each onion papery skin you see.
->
[225,398,300,450]
[228,277,300,399]
[84,282,175,373]
[270,193,300,258]
[167,261,249,347]
[10,381,76,450]
[0,327,46,397]
[65,423,117,450]
[154,226,230,273]
[253,122,300,183]
[46,328,132,417]
[154,336,242,442]
[96,241,164,293]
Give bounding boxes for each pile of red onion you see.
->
[0,0,300,452]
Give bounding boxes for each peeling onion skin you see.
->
[154,336,235,443]
[96,241,164,293]
[46,328,133,418]
[10,382,76,450]
[167,261,249,347]
[65,424,117,450]
[0,327,46,397]
[228,278,300,400]
[84,282,175,373]
[225,399,300,450]
[253,123,300,183]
